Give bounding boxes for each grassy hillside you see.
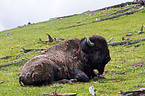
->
[0,3,145,96]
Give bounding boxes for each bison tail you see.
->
[18,75,25,86]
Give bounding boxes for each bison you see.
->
[19,35,111,86]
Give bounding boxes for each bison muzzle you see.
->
[19,35,111,86]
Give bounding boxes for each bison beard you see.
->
[19,35,111,86]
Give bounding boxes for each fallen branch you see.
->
[0,59,27,68]
[99,80,121,83]
[98,8,140,21]
[0,55,13,59]
[130,38,145,44]
[46,33,54,42]
[134,44,142,47]
[100,7,132,17]
[37,38,49,44]
[43,93,77,96]
[89,2,139,13]
[107,37,114,43]
[20,47,46,53]
[62,5,141,29]
[108,38,145,46]
[37,34,65,44]
[54,38,65,41]
[126,34,132,36]
[43,88,77,96]
[138,24,144,34]
[120,88,145,95]
[108,40,128,46]
[0,54,23,59]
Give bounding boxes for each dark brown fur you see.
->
[19,35,111,86]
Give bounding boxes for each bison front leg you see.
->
[92,71,106,79]
[55,71,89,84]
[74,71,89,82]
[55,79,77,84]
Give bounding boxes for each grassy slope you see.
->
[0,4,145,96]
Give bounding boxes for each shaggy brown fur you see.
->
[19,35,111,86]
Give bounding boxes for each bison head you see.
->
[80,35,111,74]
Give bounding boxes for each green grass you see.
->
[0,4,145,96]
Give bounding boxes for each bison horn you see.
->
[86,37,94,47]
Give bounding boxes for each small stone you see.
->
[124,81,126,84]
[0,81,3,84]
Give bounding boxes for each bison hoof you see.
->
[94,74,106,80]
[98,75,105,78]
[69,81,73,84]
[69,79,77,84]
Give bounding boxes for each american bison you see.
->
[19,35,111,86]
